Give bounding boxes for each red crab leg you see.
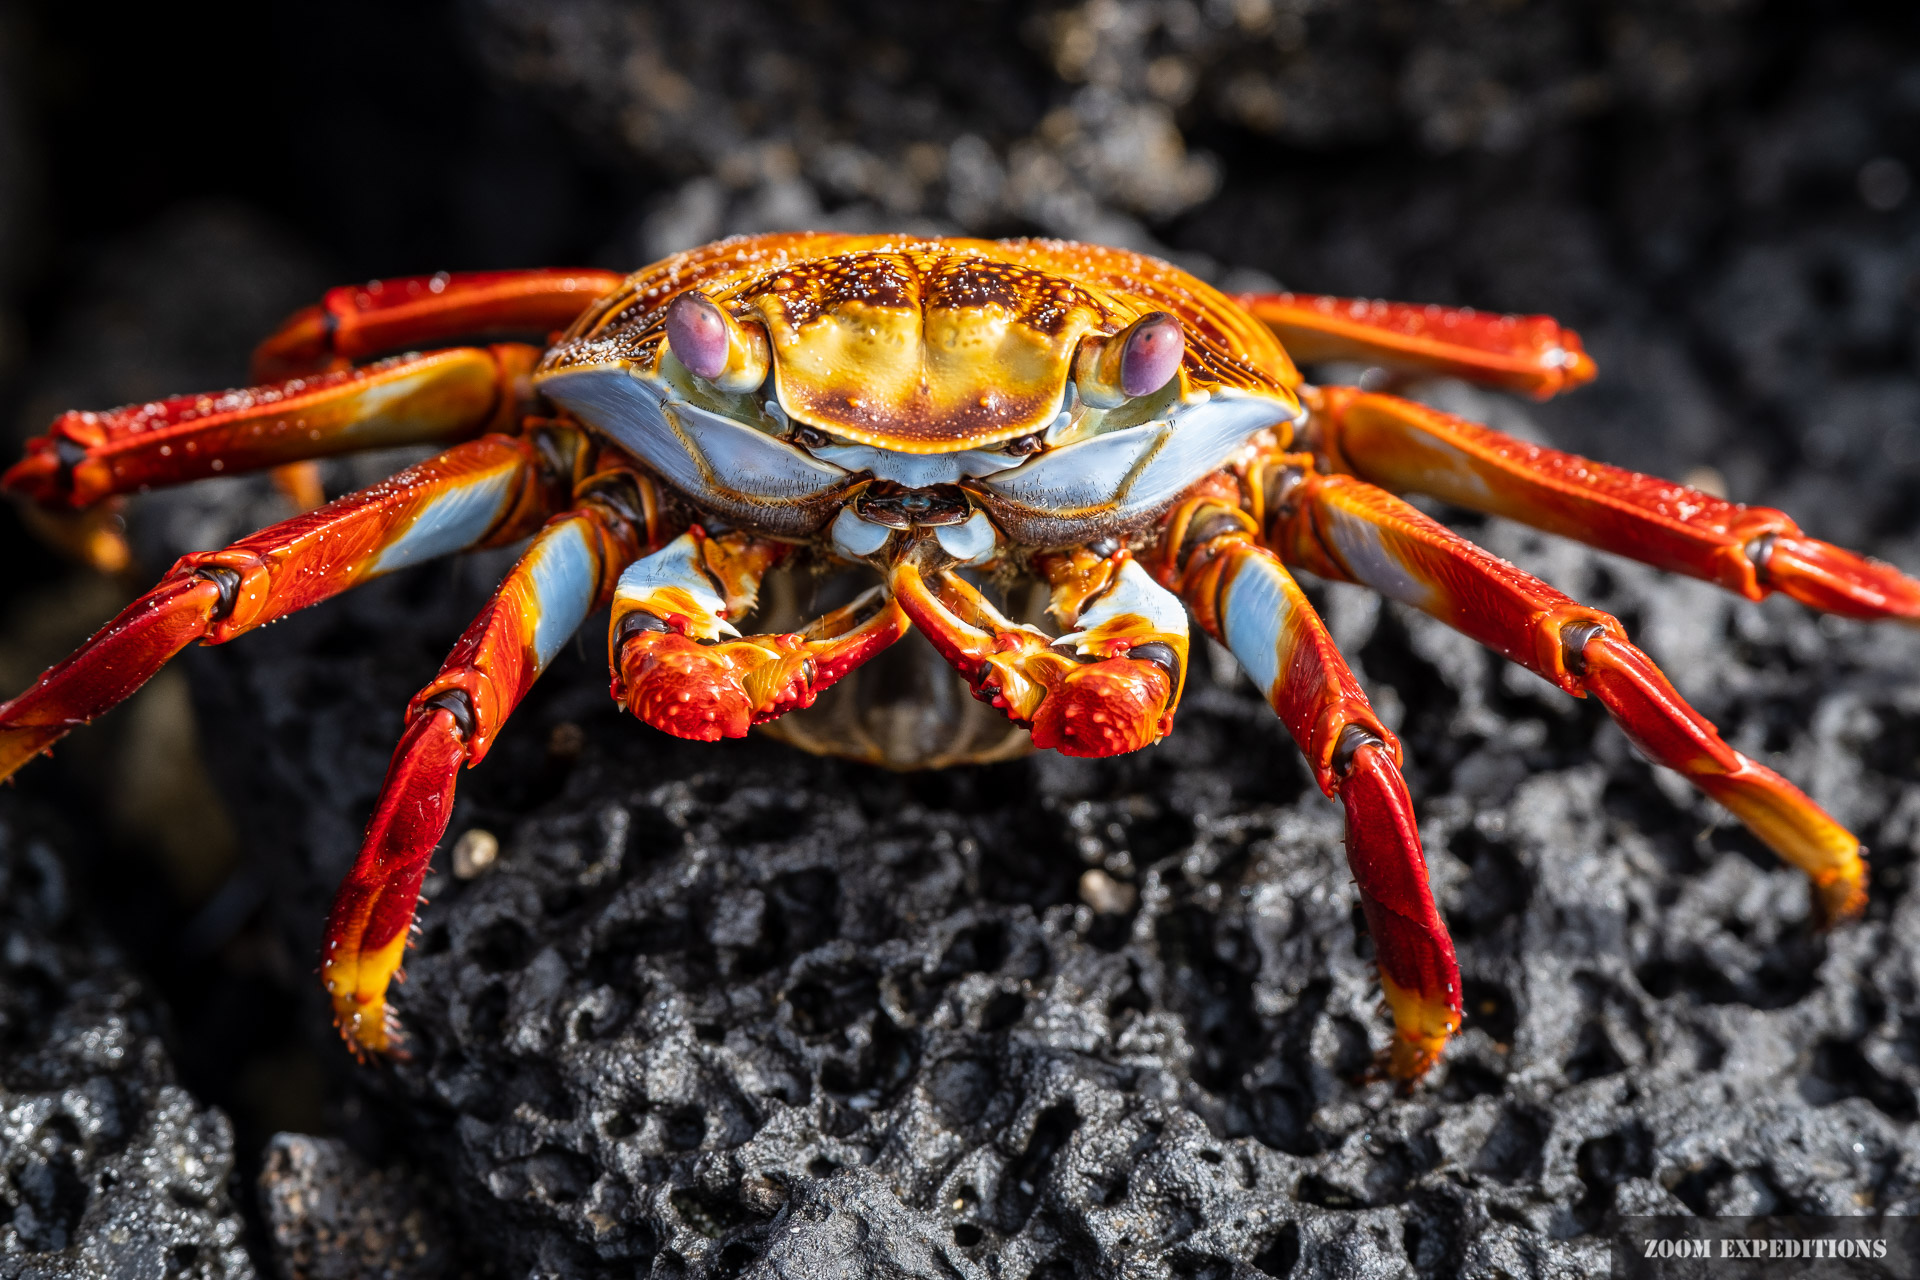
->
[1148,490,1460,1079]
[323,480,658,1056]
[1236,292,1597,399]
[1311,387,1920,623]
[886,539,1189,758]
[1262,463,1867,922]
[252,268,625,380]
[0,433,566,784]
[610,527,910,740]
[3,346,541,511]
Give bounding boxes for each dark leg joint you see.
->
[575,471,647,533]
[1177,505,1254,573]
[1127,641,1181,687]
[1558,620,1607,678]
[1261,464,1309,524]
[421,689,477,740]
[194,566,244,620]
[614,609,673,650]
[53,437,88,482]
[1332,722,1384,777]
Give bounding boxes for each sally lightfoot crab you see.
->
[3,234,1915,1079]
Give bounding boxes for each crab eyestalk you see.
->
[664,290,772,393]
[1073,311,1186,408]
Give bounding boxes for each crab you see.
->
[2,232,1915,1079]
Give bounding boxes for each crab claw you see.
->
[608,530,909,739]
[614,602,909,740]
[1028,653,1174,757]
[888,545,1189,758]
[616,625,762,740]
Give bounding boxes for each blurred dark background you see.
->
[0,0,1917,1268]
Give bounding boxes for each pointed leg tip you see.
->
[1816,871,1869,928]
[1386,1036,1447,1084]
[0,726,68,784]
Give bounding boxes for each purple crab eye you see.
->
[664,291,731,381]
[1119,313,1185,398]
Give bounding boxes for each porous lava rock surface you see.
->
[176,415,1920,1276]
[0,798,254,1278]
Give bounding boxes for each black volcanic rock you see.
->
[0,799,253,1278]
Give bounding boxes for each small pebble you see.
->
[1079,868,1137,915]
[451,829,499,880]
[549,721,586,760]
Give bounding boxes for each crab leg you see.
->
[886,538,1189,758]
[1311,386,1920,624]
[0,433,566,784]
[323,479,657,1055]
[1152,488,1461,1079]
[3,346,541,512]
[1236,293,1597,399]
[1261,463,1867,922]
[610,527,909,740]
[252,268,625,379]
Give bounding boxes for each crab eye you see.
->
[1120,314,1185,398]
[664,290,771,392]
[1073,311,1186,408]
[1003,431,1045,456]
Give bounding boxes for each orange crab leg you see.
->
[323,484,655,1055]
[0,434,565,785]
[3,346,541,512]
[1312,386,1920,624]
[1263,464,1867,922]
[1235,292,1597,399]
[609,527,910,740]
[886,539,1188,758]
[252,268,625,380]
[1150,494,1460,1078]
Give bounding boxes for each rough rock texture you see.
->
[257,1134,450,1280]
[0,799,254,1278]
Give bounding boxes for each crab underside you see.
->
[3,232,1915,1080]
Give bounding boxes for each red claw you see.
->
[616,632,761,740]
[1028,657,1173,758]
[612,595,910,741]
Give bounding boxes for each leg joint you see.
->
[1558,619,1608,678]
[1175,503,1257,574]
[613,608,674,649]
[1332,721,1385,777]
[194,566,244,621]
[1127,641,1182,687]
[420,688,477,740]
